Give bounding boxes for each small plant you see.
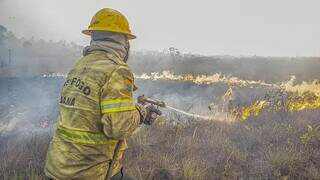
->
[300,125,320,145]
[269,147,305,179]
[182,158,204,180]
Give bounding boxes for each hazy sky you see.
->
[0,0,319,56]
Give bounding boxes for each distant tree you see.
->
[0,25,7,34]
[23,41,32,48]
[0,25,8,43]
[168,47,181,58]
[0,55,4,67]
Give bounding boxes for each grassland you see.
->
[1,109,320,180]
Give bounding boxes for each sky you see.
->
[0,0,319,56]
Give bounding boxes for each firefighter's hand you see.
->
[136,103,161,125]
[144,104,162,125]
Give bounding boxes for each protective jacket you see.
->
[45,46,140,179]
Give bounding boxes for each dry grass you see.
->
[124,111,320,180]
[1,111,320,180]
[0,132,50,180]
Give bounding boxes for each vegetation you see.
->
[1,110,320,179]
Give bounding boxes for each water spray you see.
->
[165,105,213,120]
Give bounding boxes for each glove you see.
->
[136,103,162,125]
[144,104,162,125]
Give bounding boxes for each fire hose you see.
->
[138,95,213,120]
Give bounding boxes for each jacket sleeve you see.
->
[100,66,141,140]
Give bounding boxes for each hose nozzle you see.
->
[137,95,166,108]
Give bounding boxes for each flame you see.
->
[232,91,320,120]
[234,100,270,120]
[43,71,320,96]
[287,91,320,112]
[136,71,277,88]
[280,76,320,96]
[138,71,320,120]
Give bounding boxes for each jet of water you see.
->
[166,105,214,120]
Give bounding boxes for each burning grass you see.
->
[231,89,320,121]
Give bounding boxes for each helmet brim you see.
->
[82,29,136,40]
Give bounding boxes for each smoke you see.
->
[0,77,63,136]
[0,25,82,77]
[0,75,232,136]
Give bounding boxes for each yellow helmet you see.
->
[82,8,136,39]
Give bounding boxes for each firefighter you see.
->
[44,8,159,180]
